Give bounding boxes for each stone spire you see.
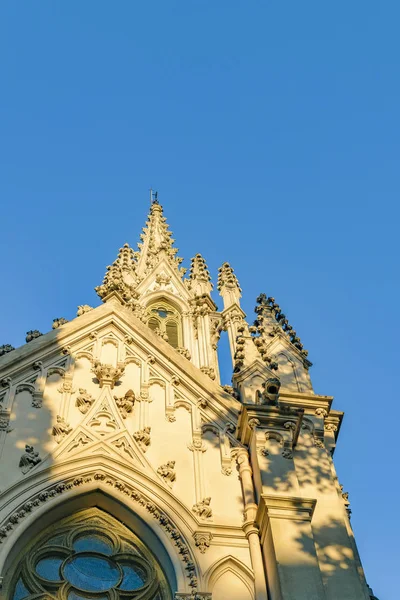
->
[251,293,312,369]
[187,253,212,295]
[95,243,138,306]
[134,200,186,279]
[217,262,242,309]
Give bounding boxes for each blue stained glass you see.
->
[73,534,113,555]
[119,563,146,590]
[36,557,63,581]
[12,578,30,600]
[63,554,120,592]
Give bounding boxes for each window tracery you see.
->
[145,302,182,349]
[9,509,171,600]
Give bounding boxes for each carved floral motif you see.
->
[52,317,68,329]
[0,344,15,356]
[25,330,43,343]
[192,497,212,520]
[157,460,176,484]
[133,427,151,451]
[91,360,125,389]
[76,304,93,316]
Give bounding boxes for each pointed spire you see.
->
[251,293,312,368]
[217,262,242,309]
[187,253,212,295]
[95,243,138,306]
[134,200,186,279]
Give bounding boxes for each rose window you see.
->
[9,509,171,599]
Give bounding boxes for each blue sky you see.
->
[0,2,399,597]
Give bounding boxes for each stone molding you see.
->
[0,470,199,591]
[256,494,317,531]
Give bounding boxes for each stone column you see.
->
[236,449,269,600]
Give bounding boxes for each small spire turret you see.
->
[217,262,242,310]
[95,243,138,306]
[187,253,213,295]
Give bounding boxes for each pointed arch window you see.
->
[9,509,171,600]
[145,301,182,349]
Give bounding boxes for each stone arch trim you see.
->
[0,466,200,593]
[142,291,188,315]
[204,555,255,599]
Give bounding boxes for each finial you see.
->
[149,188,159,204]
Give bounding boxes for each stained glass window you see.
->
[9,508,171,599]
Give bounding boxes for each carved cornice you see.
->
[256,494,317,539]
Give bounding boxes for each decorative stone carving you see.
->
[0,416,12,432]
[0,344,15,356]
[177,347,191,360]
[222,385,240,400]
[325,423,338,432]
[315,408,328,418]
[282,448,293,459]
[77,304,93,316]
[58,380,75,394]
[19,445,41,473]
[52,317,68,329]
[76,388,94,414]
[248,418,260,430]
[91,360,125,388]
[188,438,206,453]
[0,472,198,591]
[314,437,325,449]
[114,389,135,418]
[221,466,232,476]
[197,397,208,409]
[193,532,212,554]
[200,367,215,380]
[192,497,212,519]
[258,447,270,457]
[1,377,11,387]
[157,460,176,484]
[261,377,281,405]
[32,393,43,409]
[25,330,43,343]
[52,416,72,443]
[133,427,151,451]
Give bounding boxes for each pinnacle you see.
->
[135,200,186,278]
[217,262,241,292]
[252,293,312,368]
[189,254,212,283]
[95,243,137,304]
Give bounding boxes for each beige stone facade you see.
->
[0,199,377,599]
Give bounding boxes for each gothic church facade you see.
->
[0,200,377,599]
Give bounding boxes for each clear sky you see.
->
[0,2,398,597]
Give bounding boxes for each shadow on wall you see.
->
[255,429,377,600]
[0,324,183,599]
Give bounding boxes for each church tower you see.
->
[0,197,378,600]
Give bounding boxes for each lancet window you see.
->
[9,508,171,600]
[145,301,182,349]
